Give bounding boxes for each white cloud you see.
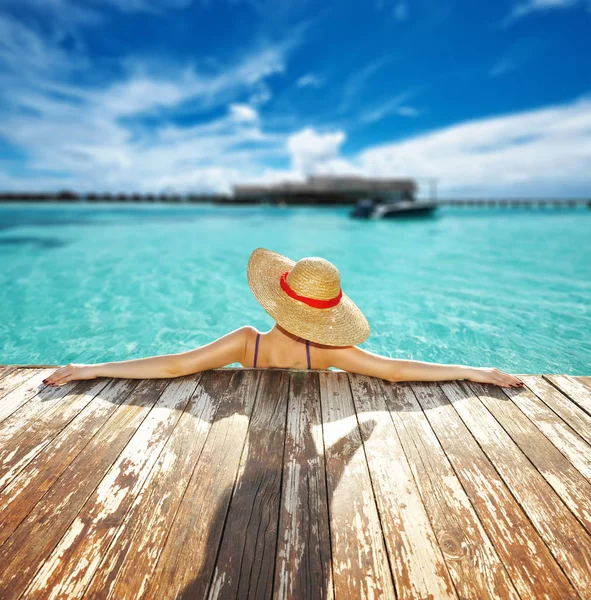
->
[0,15,291,193]
[296,73,323,88]
[1,13,590,197]
[357,96,591,196]
[360,89,420,123]
[339,56,394,112]
[503,0,582,25]
[287,128,346,173]
[229,104,258,121]
[244,97,591,197]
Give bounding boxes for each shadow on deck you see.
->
[0,366,590,599]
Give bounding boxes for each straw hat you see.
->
[247,247,370,346]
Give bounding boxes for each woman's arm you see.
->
[325,346,523,388]
[42,327,251,387]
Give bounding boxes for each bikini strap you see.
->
[254,332,260,368]
[306,339,311,369]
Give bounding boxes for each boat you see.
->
[350,198,438,219]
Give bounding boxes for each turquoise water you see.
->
[1,203,590,374]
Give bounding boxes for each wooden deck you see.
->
[0,367,590,599]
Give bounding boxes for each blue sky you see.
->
[0,0,590,197]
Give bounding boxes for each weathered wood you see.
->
[0,378,171,600]
[501,381,591,482]
[348,374,457,599]
[381,381,519,600]
[319,371,396,599]
[273,371,333,600]
[22,375,201,600]
[83,370,237,600]
[576,376,591,390]
[205,370,290,600]
[441,381,591,597]
[0,368,54,423]
[0,367,590,600]
[522,375,591,446]
[0,378,112,491]
[0,367,35,402]
[0,372,82,445]
[546,375,591,417]
[0,379,139,546]
[411,381,577,599]
[470,381,591,529]
[0,366,14,380]
[144,369,261,600]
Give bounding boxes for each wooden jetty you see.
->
[0,365,590,599]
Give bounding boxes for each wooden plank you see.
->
[0,378,112,491]
[143,369,261,600]
[410,381,576,599]
[522,376,591,446]
[0,379,140,546]
[22,375,201,600]
[0,366,14,380]
[348,374,457,600]
[0,378,170,600]
[0,367,34,401]
[319,371,396,599]
[0,368,54,422]
[440,381,591,597]
[380,381,519,600]
[469,382,591,530]
[82,370,237,600]
[501,381,591,482]
[273,371,333,600]
[204,369,289,600]
[0,372,82,445]
[576,376,591,390]
[546,375,591,417]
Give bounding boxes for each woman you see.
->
[42,247,524,389]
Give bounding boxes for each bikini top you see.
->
[253,332,311,369]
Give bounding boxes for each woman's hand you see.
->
[43,364,98,387]
[467,367,524,388]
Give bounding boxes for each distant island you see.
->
[0,175,588,207]
[0,175,419,205]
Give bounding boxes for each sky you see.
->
[0,0,590,197]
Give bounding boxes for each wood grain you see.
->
[0,379,139,546]
[411,381,577,599]
[319,370,396,600]
[0,367,35,402]
[472,381,591,531]
[546,375,591,417]
[348,374,457,600]
[442,380,591,597]
[0,378,112,491]
[22,375,201,600]
[522,375,591,446]
[144,368,261,600]
[501,381,591,483]
[206,369,289,600]
[0,368,55,423]
[273,371,333,600]
[0,366,14,380]
[0,373,82,446]
[83,369,237,600]
[0,367,589,600]
[381,380,519,600]
[0,378,170,600]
